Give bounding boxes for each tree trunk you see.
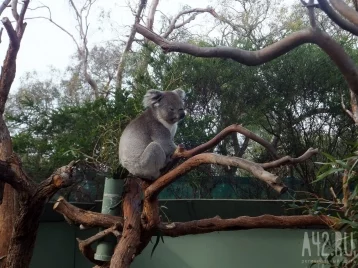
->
[4,197,45,268]
[110,179,142,268]
[0,115,16,266]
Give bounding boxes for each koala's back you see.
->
[118,108,172,165]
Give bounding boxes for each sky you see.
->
[0,0,296,91]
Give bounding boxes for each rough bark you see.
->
[0,1,29,263]
[53,196,123,229]
[110,179,142,268]
[159,215,338,237]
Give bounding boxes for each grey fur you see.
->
[118,88,186,180]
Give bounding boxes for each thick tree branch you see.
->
[160,215,337,236]
[136,24,315,65]
[1,17,19,49]
[53,199,337,235]
[173,124,278,159]
[0,157,32,193]
[53,196,123,229]
[330,0,358,26]
[135,24,358,95]
[317,0,358,35]
[110,179,142,268]
[0,0,10,16]
[147,153,288,199]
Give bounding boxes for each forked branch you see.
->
[147,149,319,199]
[173,124,279,159]
[77,223,120,266]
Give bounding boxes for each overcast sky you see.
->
[0,0,296,90]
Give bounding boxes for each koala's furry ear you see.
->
[143,89,163,108]
[173,88,186,100]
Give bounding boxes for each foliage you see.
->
[307,147,358,268]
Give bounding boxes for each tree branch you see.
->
[110,179,142,268]
[116,0,147,87]
[0,0,10,16]
[173,124,278,159]
[11,0,18,21]
[317,0,358,36]
[135,24,358,95]
[136,23,315,66]
[147,153,289,199]
[1,17,19,48]
[53,198,338,236]
[53,196,123,229]
[330,0,358,26]
[160,214,337,236]
[0,155,33,193]
[146,0,159,31]
[261,148,319,169]
[162,7,216,38]
[77,224,120,266]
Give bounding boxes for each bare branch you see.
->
[116,0,147,87]
[135,24,358,96]
[137,24,316,65]
[1,17,19,48]
[308,0,317,28]
[77,224,119,266]
[24,16,81,53]
[0,0,10,16]
[173,124,278,159]
[261,148,319,169]
[147,153,289,199]
[330,0,358,26]
[146,0,159,31]
[162,7,216,38]
[160,215,337,236]
[54,200,337,235]
[11,0,18,21]
[16,0,29,35]
[68,0,81,21]
[317,0,358,35]
[53,196,123,229]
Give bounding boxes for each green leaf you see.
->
[313,168,345,183]
[151,235,161,258]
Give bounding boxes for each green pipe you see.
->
[94,177,123,261]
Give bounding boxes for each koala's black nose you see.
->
[179,110,185,119]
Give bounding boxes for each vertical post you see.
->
[94,177,123,261]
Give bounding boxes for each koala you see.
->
[118,88,185,180]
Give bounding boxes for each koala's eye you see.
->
[179,108,184,112]
[169,107,174,111]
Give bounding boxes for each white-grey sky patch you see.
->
[0,0,296,91]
